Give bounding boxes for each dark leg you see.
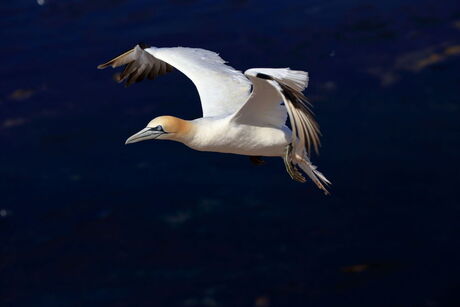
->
[249,156,265,166]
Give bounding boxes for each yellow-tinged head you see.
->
[125,115,193,144]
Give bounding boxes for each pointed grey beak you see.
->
[125,127,163,145]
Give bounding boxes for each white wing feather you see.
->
[147,47,252,118]
[231,72,287,127]
[246,68,309,91]
[231,68,309,129]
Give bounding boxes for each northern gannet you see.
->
[98,43,330,193]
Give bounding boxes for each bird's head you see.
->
[125,115,192,144]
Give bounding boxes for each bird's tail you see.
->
[292,152,331,195]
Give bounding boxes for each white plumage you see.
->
[151,47,252,117]
[98,44,330,193]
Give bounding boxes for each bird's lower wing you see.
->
[231,68,329,192]
[231,70,288,127]
[231,68,319,155]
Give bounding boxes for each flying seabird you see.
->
[98,44,330,193]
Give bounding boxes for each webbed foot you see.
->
[283,144,306,183]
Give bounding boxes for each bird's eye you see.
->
[151,125,165,132]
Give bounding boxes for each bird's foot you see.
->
[283,144,306,183]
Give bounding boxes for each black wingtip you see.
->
[138,42,150,49]
[256,73,273,80]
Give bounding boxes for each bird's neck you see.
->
[174,117,225,150]
[171,118,197,143]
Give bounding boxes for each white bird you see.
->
[98,43,330,193]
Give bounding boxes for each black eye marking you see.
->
[256,73,273,80]
[150,125,166,133]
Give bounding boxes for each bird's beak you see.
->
[125,127,164,144]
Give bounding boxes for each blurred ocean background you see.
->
[1,0,460,306]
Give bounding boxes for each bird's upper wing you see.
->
[231,68,320,155]
[98,44,252,118]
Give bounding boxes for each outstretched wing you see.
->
[231,68,320,155]
[98,44,252,118]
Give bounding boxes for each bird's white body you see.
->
[98,44,330,193]
[184,117,291,156]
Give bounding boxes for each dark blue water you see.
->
[1,0,460,306]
